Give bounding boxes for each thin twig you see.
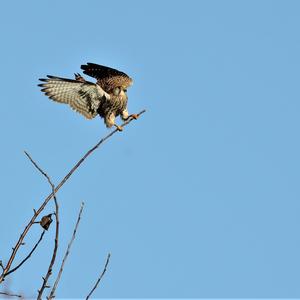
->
[0,291,22,298]
[5,230,45,277]
[86,253,111,300]
[48,202,84,299]
[0,110,145,284]
[23,152,60,300]
[37,197,59,300]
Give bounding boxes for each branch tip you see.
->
[86,253,111,299]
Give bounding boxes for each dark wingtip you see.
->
[81,62,97,69]
[80,64,87,70]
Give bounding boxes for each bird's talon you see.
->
[115,125,123,131]
[131,114,139,120]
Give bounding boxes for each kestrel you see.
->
[39,63,138,131]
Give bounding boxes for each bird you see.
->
[39,214,53,230]
[38,63,138,131]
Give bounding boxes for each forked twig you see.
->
[5,230,45,277]
[24,152,60,300]
[48,202,84,299]
[0,110,145,283]
[86,253,111,300]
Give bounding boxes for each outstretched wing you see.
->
[38,76,110,119]
[81,63,133,90]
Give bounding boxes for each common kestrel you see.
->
[39,63,138,131]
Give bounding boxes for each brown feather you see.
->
[81,63,133,92]
[38,63,132,128]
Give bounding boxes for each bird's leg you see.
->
[121,109,139,121]
[128,113,139,120]
[123,113,139,120]
[106,113,123,131]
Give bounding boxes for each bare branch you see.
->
[86,253,111,300]
[0,109,145,284]
[37,199,59,300]
[24,152,54,189]
[48,202,84,299]
[0,291,22,298]
[5,230,45,277]
[37,204,59,299]
[23,152,60,300]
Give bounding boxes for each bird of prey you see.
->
[38,63,138,131]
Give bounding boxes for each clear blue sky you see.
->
[1,0,300,298]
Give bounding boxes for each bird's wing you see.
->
[38,76,110,119]
[81,63,133,90]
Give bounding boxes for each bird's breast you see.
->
[110,94,127,115]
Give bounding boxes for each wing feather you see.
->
[81,63,133,90]
[38,76,110,119]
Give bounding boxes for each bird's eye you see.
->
[113,87,120,95]
[124,89,127,93]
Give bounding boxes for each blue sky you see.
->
[0,0,300,298]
